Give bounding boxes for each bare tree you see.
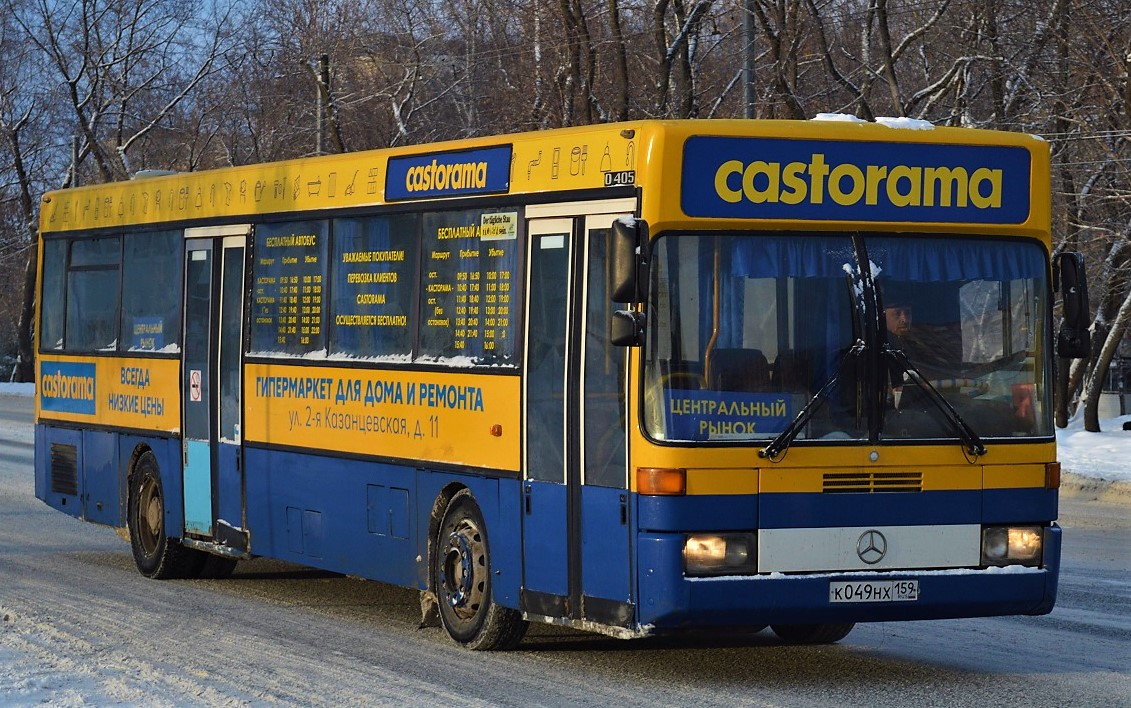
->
[1,0,241,382]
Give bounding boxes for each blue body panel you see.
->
[521,480,569,597]
[37,425,182,531]
[760,490,982,528]
[79,429,119,526]
[984,487,1058,523]
[242,446,524,603]
[35,421,1061,632]
[580,486,633,604]
[638,494,758,531]
[216,442,243,530]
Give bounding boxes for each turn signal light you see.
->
[636,467,686,495]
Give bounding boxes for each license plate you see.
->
[829,579,919,603]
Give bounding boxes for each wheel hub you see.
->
[145,496,162,536]
[440,520,485,619]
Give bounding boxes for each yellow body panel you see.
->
[243,362,521,472]
[40,125,642,234]
[36,354,180,432]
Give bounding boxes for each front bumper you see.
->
[636,524,1061,629]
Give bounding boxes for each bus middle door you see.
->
[522,204,633,630]
[182,227,249,552]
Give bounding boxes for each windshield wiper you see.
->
[760,339,865,461]
[886,346,987,457]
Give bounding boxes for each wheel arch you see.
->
[422,476,522,611]
[121,436,186,539]
[426,482,470,595]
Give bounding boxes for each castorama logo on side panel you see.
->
[386,145,512,201]
[681,137,1031,224]
[40,361,97,415]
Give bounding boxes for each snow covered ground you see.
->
[1,383,1128,706]
[1056,412,1131,485]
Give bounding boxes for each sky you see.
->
[2,382,1128,484]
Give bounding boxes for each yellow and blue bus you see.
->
[34,119,1089,649]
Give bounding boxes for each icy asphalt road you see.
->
[1,395,1129,706]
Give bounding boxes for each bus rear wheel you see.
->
[433,489,527,650]
[128,451,205,579]
[771,623,855,644]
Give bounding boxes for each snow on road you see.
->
[1056,413,1131,484]
[2,384,1129,705]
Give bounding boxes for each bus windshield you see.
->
[643,233,1051,444]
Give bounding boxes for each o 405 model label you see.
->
[829,579,919,603]
[603,170,635,187]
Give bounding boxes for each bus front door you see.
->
[522,206,633,630]
[181,229,248,552]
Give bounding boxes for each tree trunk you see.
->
[606,0,630,121]
[15,245,37,383]
[1082,289,1131,432]
[1054,356,1069,428]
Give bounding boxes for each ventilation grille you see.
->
[823,471,922,493]
[50,443,79,496]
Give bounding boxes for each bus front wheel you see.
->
[127,451,204,579]
[433,489,527,650]
[771,623,855,644]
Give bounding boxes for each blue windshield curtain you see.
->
[729,235,1044,283]
[730,236,856,279]
[865,237,1045,283]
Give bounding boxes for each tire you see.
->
[771,622,855,645]
[433,489,527,650]
[128,451,205,579]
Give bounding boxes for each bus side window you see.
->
[40,239,67,351]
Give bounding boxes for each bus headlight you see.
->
[683,533,757,576]
[981,526,1043,566]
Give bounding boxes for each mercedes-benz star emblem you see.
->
[856,530,888,564]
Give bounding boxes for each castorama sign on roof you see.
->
[386,146,512,201]
[681,136,1031,225]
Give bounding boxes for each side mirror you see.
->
[611,310,645,347]
[1055,252,1091,359]
[611,217,648,303]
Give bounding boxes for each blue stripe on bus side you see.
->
[636,494,758,532]
[983,487,1058,523]
[635,490,1026,531]
[35,425,182,531]
[242,447,524,608]
[759,490,983,528]
[636,488,1057,532]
